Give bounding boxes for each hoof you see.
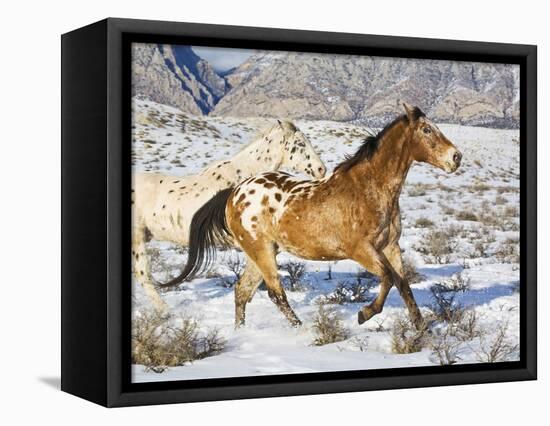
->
[291,319,303,328]
[358,306,379,325]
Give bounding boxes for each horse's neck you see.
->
[233,131,283,174]
[201,133,283,183]
[351,123,413,199]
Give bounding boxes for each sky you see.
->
[192,46,255,73]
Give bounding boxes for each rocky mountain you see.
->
[132,45,519,128]
[132,43,227,115]
[213,51,519,128]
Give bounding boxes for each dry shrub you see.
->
[472,182,491,192]
[321,269,376,304]
[219,254,244,288]
[494,195,507,205]
[132,310,226,373]
[417,229,459,264]
[312,304,349,346]
[415,217,435,228]
[321,281,373,305]
[494,239,520,263]
[455,210,479,222]
[429,274,470,323]
[429,309,482,365]
[390,315,429,354]
[504,206,519,217]
[281,260,306,291]
[402,256,425,284]
[472,321,519,363]
[446,224,467,239]
[430,329,462,365]
[408,183,428,197]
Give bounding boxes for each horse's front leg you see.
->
[382,242,424,330]
[132,226,169,315]
[351,242,423,329]
[351,244,395,325]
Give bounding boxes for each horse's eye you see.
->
[423,127,432,135]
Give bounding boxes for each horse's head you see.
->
[270,120,326,178]
[404,104,462,173]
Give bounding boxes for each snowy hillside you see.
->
[131,99,520,382]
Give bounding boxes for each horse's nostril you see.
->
[453,151,462,164]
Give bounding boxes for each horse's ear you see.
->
[403,103,425,123]
[403,103,415,123]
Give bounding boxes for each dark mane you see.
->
[334,108,425,173]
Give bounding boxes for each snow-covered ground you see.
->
[131,99,520,383]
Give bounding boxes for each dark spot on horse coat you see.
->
[251,216,258,221]
[255,178,266,184]
[162,205,166,209]
[275,175,289,185]
[274,193,282,202]
[173,180,179,183]
[249,189,256,195]
[282,180,300,192]
[168,190,174,193]
[159,180,163,184]
[264,183,276,189]
[269,207,276,213]
[237,193,246,204]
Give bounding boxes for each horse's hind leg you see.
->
[250,242,301,327]
[234,257,264,328]
[132,225,169,314]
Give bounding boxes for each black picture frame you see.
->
[61,17,537,407]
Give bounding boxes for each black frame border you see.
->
[64,17,537,407]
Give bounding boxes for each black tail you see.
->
[159,188,233,288]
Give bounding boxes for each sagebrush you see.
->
[132,310,226,373]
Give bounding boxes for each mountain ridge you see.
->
[131,46,519,129]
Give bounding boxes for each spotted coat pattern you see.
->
[132,120,326,311]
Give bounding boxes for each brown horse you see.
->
[164,104,462,329]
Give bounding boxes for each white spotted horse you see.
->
[133,120,326,312]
